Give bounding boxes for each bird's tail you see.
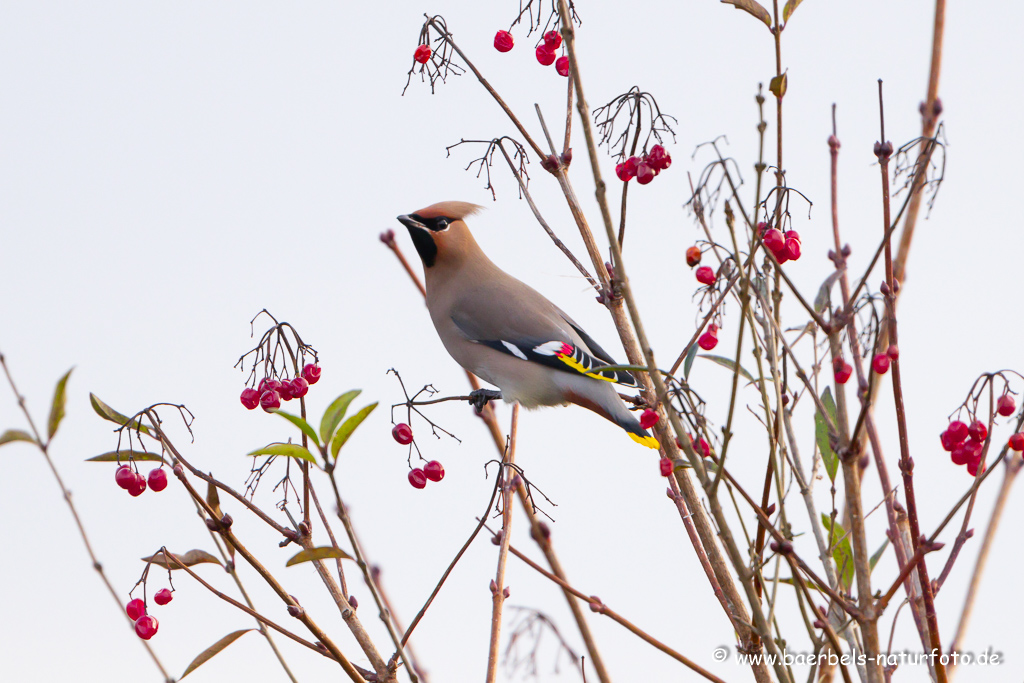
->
[563,385,660,449]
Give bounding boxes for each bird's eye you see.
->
[435,218,450,231]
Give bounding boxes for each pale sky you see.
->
[2,1,1022,682]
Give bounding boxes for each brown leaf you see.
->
[180,629,255,679]
[286,546,353,567]
[0,430,36,447]
[720,0,772,28]
[783,0,805,23]
[769,72,788,99]
[142,549,222,570]
[86,450,163,463]
[206,481,223,519]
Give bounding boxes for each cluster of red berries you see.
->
[392,423,446,489]
[491,29,570,76]
[615,145,672,185]
[115,465,168,497]
[240,364,321,413]
[698,324,719,351]
[940,420,990,477]
[660,434,712,474]
[759,223,802,264]
[126,589,172,640]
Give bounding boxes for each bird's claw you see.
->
[468,389,502,413]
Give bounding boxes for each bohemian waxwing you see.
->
[396,201,659,449]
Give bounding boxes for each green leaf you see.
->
[90,393,151,435]
[285,546,353,567]
[331,402,377,460]
[86,450,163,462]
[720,0,772,28]
[698,354,755,383]
[248,442,318,465]
[142,549,222,570]
[782,0,804,23]
[870,539,889,572]
[815,386,839,482]
[0,430,36,447]
[821,514,854,589]
[179,629,255,679]
[319,390,361,443]
[683,343,699,380]
[47,368,73,440]
[813,270,843,314]
[275,411,320,448]
[769,72,788,99]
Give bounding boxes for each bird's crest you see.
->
[415,201,483,221]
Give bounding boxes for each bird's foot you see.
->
[468,389,502,413]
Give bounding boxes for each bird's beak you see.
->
[397,214,426,232]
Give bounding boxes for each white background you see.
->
[1,1,1021,681]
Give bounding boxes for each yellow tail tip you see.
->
[628,432,660,449]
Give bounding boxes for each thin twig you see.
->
[485,404,519,683]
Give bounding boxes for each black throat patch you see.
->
[407,226,437,267]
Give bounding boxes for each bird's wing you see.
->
[449,283,637,387]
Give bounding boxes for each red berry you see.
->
[240,387,260,410]
[698,328,718,351]
[258,378,282,394]
[494,30,514,53]
[962,438,984,462]
[947,421,969,443]
[289,377,309,399]
[260,390,281,413]
[148,468,168,493]
[968,420,988,442]
[128,472,147,497]
[886,344,899,360]
[685,246,701,267]
[279,380,294,401]
[659,457,673,477]
[535,45,556,66]
[1009,433,1024,451]
[695,266,716,286]
[639,409,659,430]
[871,353,890,375]
[392,423,413,445]
[115,465,136,490]
[542,30,562,50]
[302,363,321,385]
[135,615,159,640]
[940,430,957,452]
[126,598,145,621]
[763,228,785,253]
[950,444,969,466]
[153,588,173,606]
[832,358,853,385]
[414,44,431,64]
[555,55,570,77]
[997,394,1016,417]
[408,468,427,489]
[784,238,802,261]
[615,156,639,181]
[785,230,801,243]
[967,457,983,477]
[694,435,711,458]
[646,144,672,171]
[423,460,445,482]
[774,245,791,265]
[635,162,655,185]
